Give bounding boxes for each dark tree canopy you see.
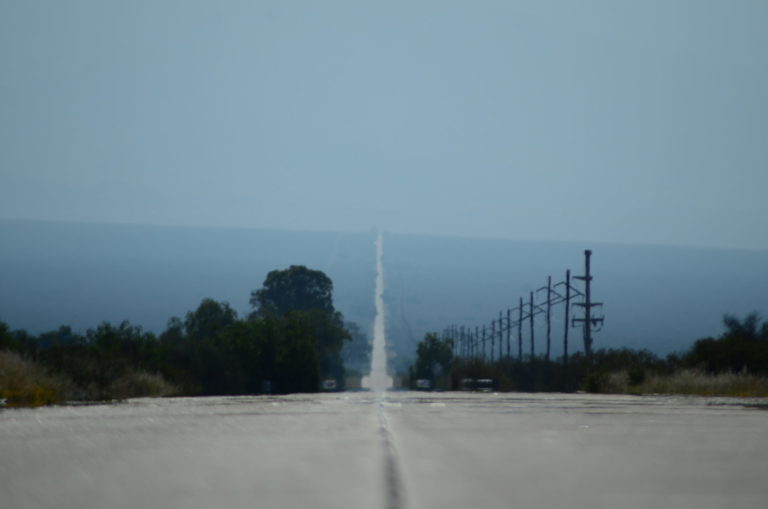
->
[412,333,454,381]
[686,312,768,375]
[184,299,237,341]
[722,312,767,341]
[250,266,349,385]
[250,265,335,317]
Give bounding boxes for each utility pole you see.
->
[517,298,523,361]
[506,308,511,360]
[482,325,487,361]
[545,276,552,362]
[455,326,460,358]
[498,311,503,362]
[465,328,470,359]
[464,326,469,359]
[564,269,571,383]
[475,326,479,361]
[573,250,603,358]
[465,328,470,360]
[529,291,535,361]
[490,319,495,362]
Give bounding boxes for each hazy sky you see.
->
[2,1,766,249]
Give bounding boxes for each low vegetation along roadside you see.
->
[0,349,180,407]
[601,369,768,398]
[0,350,71,407]
[410,312,768,398]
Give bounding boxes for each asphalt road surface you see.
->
[2,392,767,509]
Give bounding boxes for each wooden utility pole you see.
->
[481,325,487,361]
[573,250,603,358]
[517,298,523,361]
[545,276,552,362]
[466,328,471,359]
[475,326,479,360]
[529,291,535,360]
[498,311,503,362]
[506,308,511,359]
[490,320,495,361]
[564,269,571,379]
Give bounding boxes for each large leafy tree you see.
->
[250,266,349,384]
[250,265,335,317]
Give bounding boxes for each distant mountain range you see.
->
[2,219,767,372]
[0,219,376,336]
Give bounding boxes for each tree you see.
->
[184,299,237,341]
[0,321,21,352]
[273,312,320,393]
[250,266,349,383]
[37,326,81,349]
[160,317,185,345]
[722,312,767,341]
[412,333,454,383]
[250,265,335,318]
[686,313,768,374]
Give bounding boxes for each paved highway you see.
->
[1,392,767,508]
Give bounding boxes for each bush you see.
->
[106,370,179,399]
[0,350,72,407]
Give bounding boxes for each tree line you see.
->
[0,266,371,406]
[410,312,768,394]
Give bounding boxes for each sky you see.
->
[1,0,767,250]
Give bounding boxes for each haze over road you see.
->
[2,392,766,509]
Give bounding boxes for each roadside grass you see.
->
[107,370,179,399]
[0,350,73,407]
[0,350,179,407]
[603,369,768,398]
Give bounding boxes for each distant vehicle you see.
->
[415,379,432,390]
[459,378,495,392]
[322,379,338,391]
[476,378,494,392]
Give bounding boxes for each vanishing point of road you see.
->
[2,391,767,509]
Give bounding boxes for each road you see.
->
[1,392,767,509]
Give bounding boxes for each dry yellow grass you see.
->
[0,350,72,407]
[604,369,768,398]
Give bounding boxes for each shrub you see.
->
[107,370,179,400]
[0,350,72,407]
